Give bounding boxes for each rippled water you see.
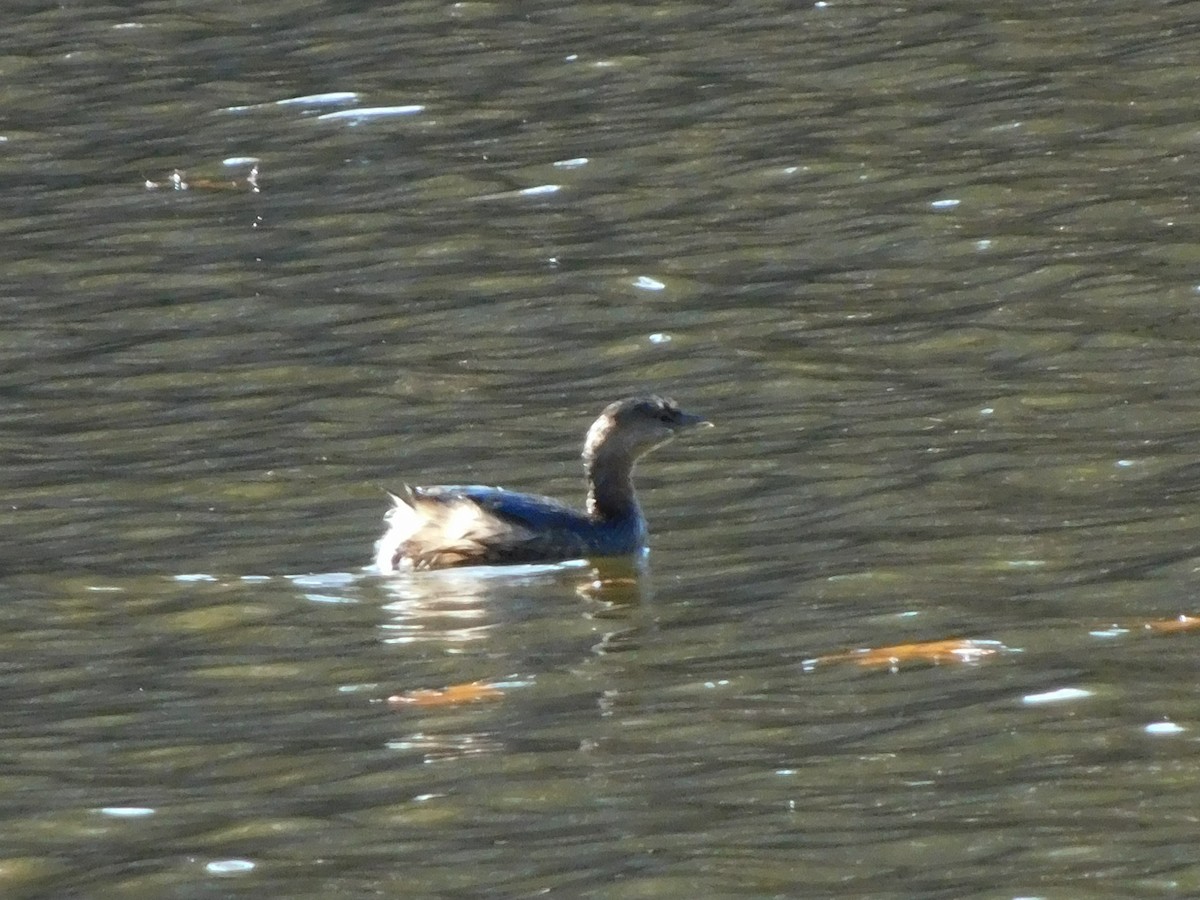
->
[4,0,1200,895]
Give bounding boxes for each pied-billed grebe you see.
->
[374,396,709,571]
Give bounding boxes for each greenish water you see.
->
[3,0,1200,896]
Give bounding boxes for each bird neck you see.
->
[584,442,641,521]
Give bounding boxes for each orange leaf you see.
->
[1143,615,1200,634]
[388,680,504,708]
[804,638,1004,671]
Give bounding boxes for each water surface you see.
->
[4,0,1200,896]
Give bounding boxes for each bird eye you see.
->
[658,410,675,424]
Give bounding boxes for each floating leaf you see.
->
[388,680,504,708]
[804,638,1006,672]
[1143,614,1200,634]
[145,166,259,192]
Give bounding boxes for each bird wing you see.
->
[399,486,591,568]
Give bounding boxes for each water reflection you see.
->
[385,730,508,763]
[375,558,653,773]
[375,557,649,647]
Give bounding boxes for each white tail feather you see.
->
[373,492,420,573]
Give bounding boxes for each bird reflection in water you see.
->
[377,557,646,645]
[380,557,649,710]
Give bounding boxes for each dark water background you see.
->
[4,0,1200,896]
